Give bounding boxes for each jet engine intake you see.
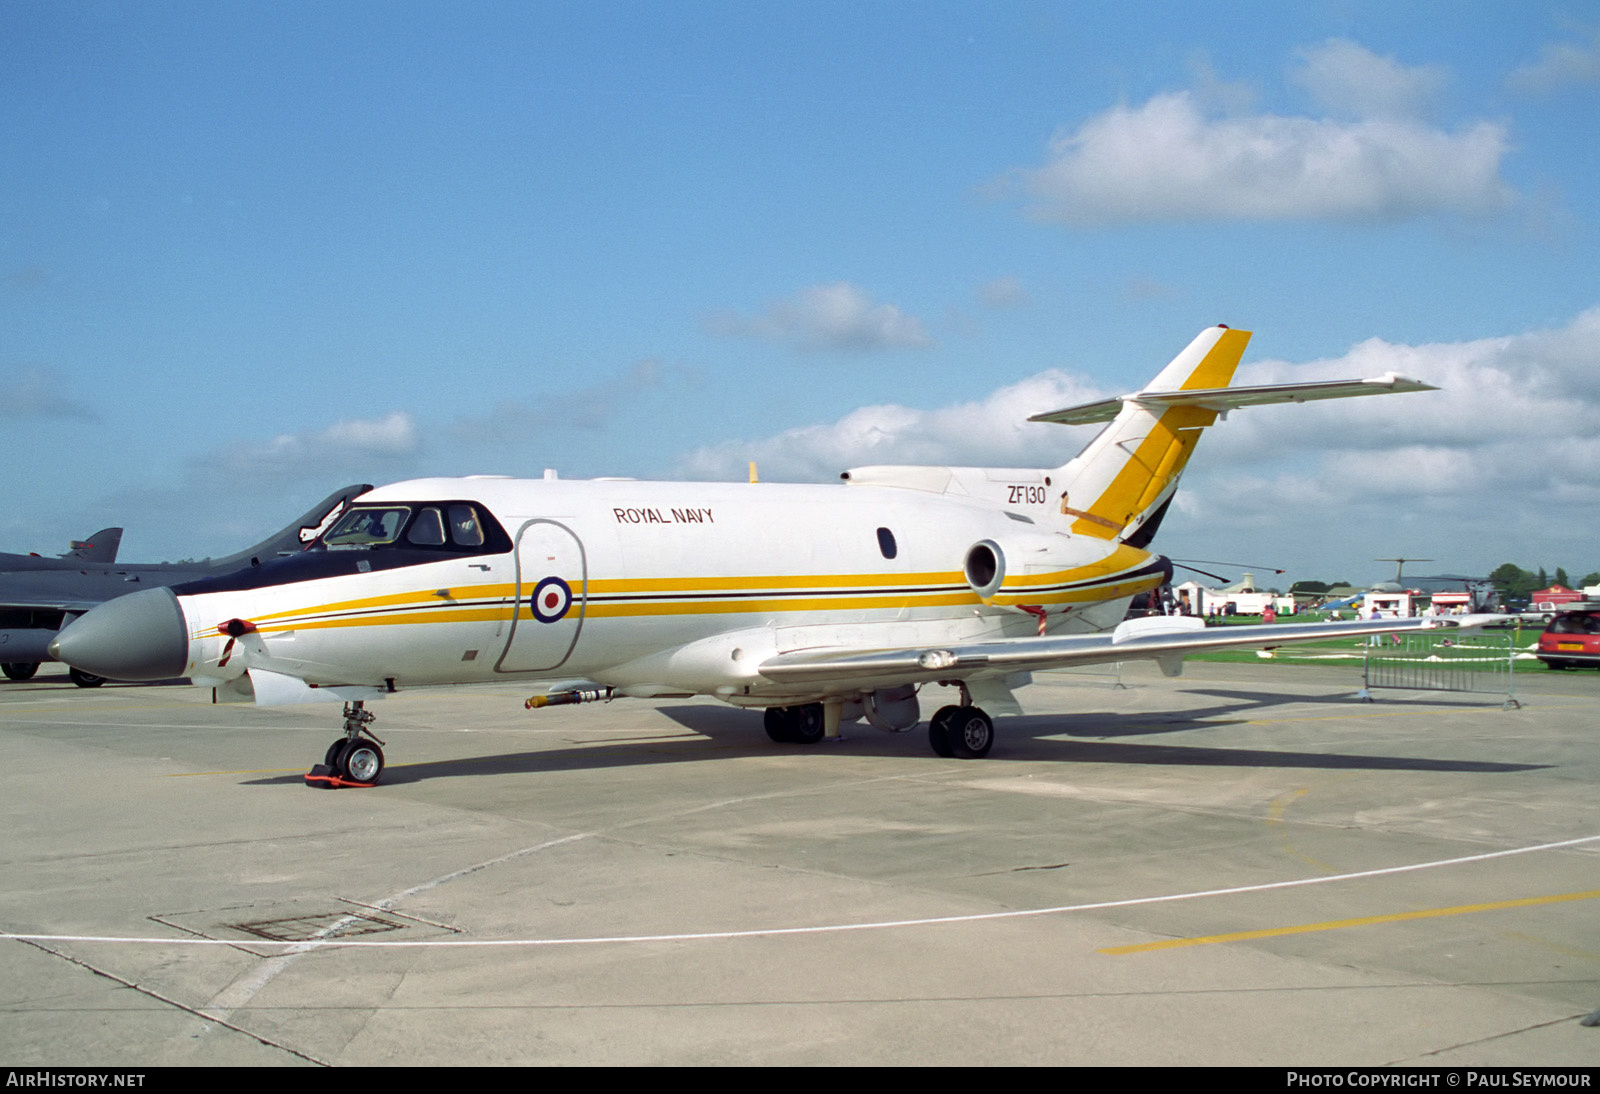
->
[964,540,1005,599]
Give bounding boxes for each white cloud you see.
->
[1007,91,1513,225]
[1166,310,1600,577]
[677,309,1600,582]
[203,410,421,483]
[1292,39,1447,120]
[706,282,932,351]
[679,370,1110,482]
[1508,31,1600,93]
[0,367,97,420]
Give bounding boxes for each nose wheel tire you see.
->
[336,739,385,784]
[69,668,106,688]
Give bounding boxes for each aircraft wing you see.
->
[758,614,1500,689]
[1030,373,1437,425]
[0,595,105,613]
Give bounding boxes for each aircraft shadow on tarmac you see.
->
[239,695,1545,788]
[1042,686,1513,740]
[2,676,193,691]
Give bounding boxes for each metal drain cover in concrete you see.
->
[152,898,460,956]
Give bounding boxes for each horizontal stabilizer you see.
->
[1030,373,1437,426]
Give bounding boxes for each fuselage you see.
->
[163,475,1168,705]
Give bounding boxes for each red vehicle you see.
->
[1536,607,1600,670]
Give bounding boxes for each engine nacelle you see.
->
[963,533,1164,608]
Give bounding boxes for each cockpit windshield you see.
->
[173,499,512,597]
[323,506,412,548]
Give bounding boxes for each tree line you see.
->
[1288,567,1599,603]
[1489,564,1599,603]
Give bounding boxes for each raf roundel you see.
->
[530,576,573,624]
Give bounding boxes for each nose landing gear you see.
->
[305,701,387,788]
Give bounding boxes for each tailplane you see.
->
[1034,325,1434,545]
[1041,325,1251,544]
[842,325,1433,538]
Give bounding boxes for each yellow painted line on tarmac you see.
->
[1264,787,1340,873]
[1099,887,1600,955]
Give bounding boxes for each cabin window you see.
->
[876,527,897,560]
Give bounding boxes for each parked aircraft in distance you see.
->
[1,486,369,685]
[51,326,1471,785]
[0,527,125,571]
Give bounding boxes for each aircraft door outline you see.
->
[496,519,588,673]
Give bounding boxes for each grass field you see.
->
[1183,615,1547,667]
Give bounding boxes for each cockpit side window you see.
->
[407,507,447,546]
[449,504,485,547]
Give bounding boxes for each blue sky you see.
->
[5,1,1599,587]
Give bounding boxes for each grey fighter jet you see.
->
[0,485,370,686]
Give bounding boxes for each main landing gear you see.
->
[69,668,105,688]
[0,663,104,687]
[305,701,387,788]
[764,703,825,744]
[927,704,994,759]
[762,687,997,759]
[925,681,995,758]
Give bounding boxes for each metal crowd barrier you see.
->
[1357,630,1520,709]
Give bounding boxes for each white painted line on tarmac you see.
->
[7,833,1599,950]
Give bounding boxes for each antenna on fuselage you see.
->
[749,461,759,484]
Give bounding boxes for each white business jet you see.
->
[51,326,1458,786]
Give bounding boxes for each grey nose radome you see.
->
[49,587,189,681]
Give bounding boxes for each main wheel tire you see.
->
[69,668,106,688]
[337,739,385,784]
[787,703,825,745]
[2,662,39,681]
[325,738,350,767]
[949,707,994,759]
[928,705,959,758]
[764,707,793,743]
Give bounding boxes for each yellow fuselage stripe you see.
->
[193,561,1163,639]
